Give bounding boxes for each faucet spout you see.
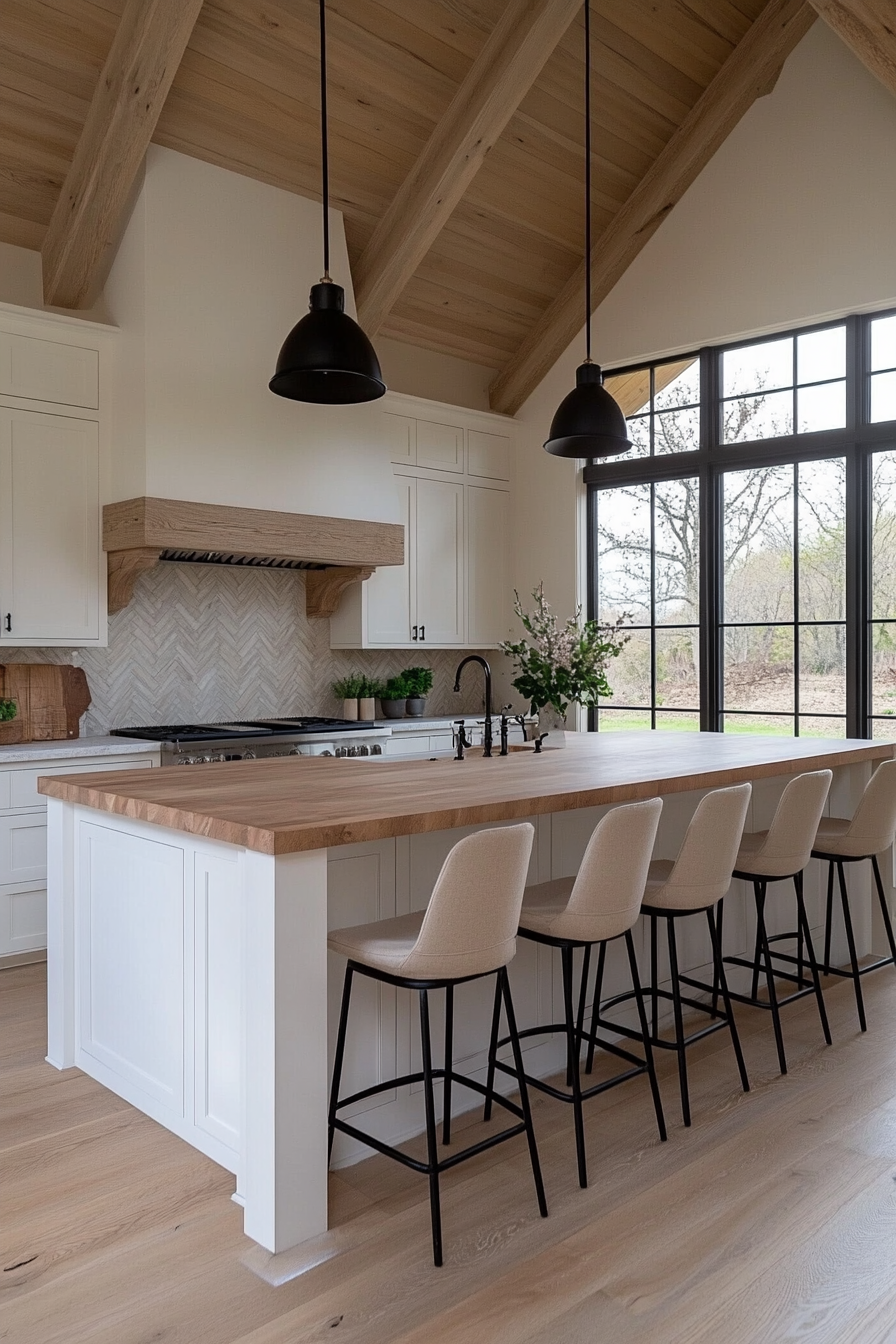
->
[453,655,493,758]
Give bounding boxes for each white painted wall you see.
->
[512,22,896,616]
[0,240,111,323]
[104,146,399,523]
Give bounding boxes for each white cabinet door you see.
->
[415,477,464,645]
[366,473,413,644]
[416,420,463,473]
[382,412,415,466]
[0,331,99,409]
[468,430,510,482]
[0,408,101,644]
[466,484,510,647]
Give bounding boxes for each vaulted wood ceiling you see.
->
[1,1,889,413]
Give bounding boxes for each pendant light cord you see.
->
[584,0,592,362]
[319,0,330,280]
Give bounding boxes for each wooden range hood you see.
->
[103,497,404,618]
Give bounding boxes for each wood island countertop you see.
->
[37,731,895,856]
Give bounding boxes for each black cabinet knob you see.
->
[3,614,10,633]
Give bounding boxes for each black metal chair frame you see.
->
[328,960,547,1268]
[716,867,832,1076]
[813,847,896,1032]
[602,903,750,1129]
[482,927,666,1189]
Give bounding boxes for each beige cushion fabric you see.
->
[813,759,896,858]
[735,770,832,877]
[518,798,663,943]
[327,823,535,980]
[643,783,751,912]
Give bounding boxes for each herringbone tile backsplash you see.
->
[2,564,502,733]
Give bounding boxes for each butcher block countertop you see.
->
[37,731,895,857]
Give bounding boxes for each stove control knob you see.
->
[243,749,256,760]
[371,744,383,755]
[358,744,369,756]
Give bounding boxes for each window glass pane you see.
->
[655,406,699,455]
[597,708,651,731]
[723,337,793,397]
[799,626,846,713]
[603,629,651,706]
[871,622,896,717]
[654,711,700,730]
[872,718,896,742]
[871,314,896,372]
[653,357,700,410]
[724,466,794,622]
[596,486,651,622]
[724,625,794,712]
[798,458,845,621]
[604,368,650,417]
[798,717,846,739]
[797,326,845,384]
[797,381,845,433]
[722,390,793,443]
[723,713,794,736]
[655,629,699,710]
[654,478,699,624]
[870,371,896,423]
[626,414,650,458]
[872,453,896,618]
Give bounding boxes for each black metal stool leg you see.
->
[666,916,691,1128]
[650,914,659,1039]
[755,880,788,1075]
[836,860,866,1030]
[443,983,455,1142]
[586,940,606,1074]
[482,973,502,1122]
[823,859,835,975]
[576,943,592,1047]
[499,967,548,1218]
[328,964,354,1162]
[624,928,666,1142]
[707,906,750,1095]
[872,854,896,967]
[418,988,443,1267]
[710,899,725,1017]
[562,945,588,1187]
[794,871,832,1045]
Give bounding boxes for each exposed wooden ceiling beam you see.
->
[807,0,896,96]
[353,0,582,337]
[489,0,816,416]
[41,0,205,309]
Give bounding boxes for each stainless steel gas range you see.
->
[110,717,391,766]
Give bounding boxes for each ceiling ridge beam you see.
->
[353,0,582,337]
[489,0,817,417]
[807,0,896,96]
[41,0,205,309]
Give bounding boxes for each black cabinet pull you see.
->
[419,624,425,642]
[411,624,418,641]
[3,614,10,633]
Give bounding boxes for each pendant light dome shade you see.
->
[269,282,386,404]
[544,361,631,457]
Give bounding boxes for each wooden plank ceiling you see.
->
[2,0,805,407]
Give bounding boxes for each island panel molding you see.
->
[39,732,895,856]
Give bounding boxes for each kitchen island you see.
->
[40,732,894,1256]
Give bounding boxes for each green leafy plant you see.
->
[402,666,433,697]
[0,698,17,723]
[500,583,630,719]
[357,675,383,700]
[332,674,364,700]
[381,674,411,701]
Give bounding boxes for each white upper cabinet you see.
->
[414,476,465,644]
[0,331,99,409]
[383,412,416,467]
[467,430,511,482]
[466,483,510,647]
[415,420,464,473]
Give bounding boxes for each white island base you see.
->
[44,752,884,1257]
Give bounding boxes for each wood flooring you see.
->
[3,960,896,1342]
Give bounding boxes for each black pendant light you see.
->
[270,0,386,405]
[544,0,629,458]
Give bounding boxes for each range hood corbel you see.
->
[103,497,403,617]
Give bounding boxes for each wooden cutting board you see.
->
[0,664,91,744]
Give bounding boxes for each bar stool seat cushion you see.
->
[328,911,425,976]
[735,828,810,877]
[519,875,625,942]
[814,815,878,858]
[642,858,725,912]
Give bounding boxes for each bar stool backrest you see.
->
[405,823,535,979]
[560,798,663,941]
[746,769,832,877]
[653,783,752,910]
[843,759,896,852]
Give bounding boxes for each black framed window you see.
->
[587,310,896,740]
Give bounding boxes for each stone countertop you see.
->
[0,735,161,765]
[38,731,893,857]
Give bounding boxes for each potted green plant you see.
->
[332,673,363,721]
[0,698,17,725]
[357,675,380,721]
[379,674,410,719]
[402,667,433,717]
[500,583,629,742]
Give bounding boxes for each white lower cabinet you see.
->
[0,752,157,958]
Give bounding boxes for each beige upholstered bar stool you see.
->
[720,769,833,1076]
[812,758,896,1031]
[632,783,752,1128]
[483,798,665,1189]
[327,823,547,1268]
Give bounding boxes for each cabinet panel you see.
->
[366,474,412,644]
[0,332,99,409]
[0,813,47,885]
[9,756,153,811]
[466,485,510,647]
[416,420,463,472]
[415,477,464,645]
[468,430,510,481]
[3,886,46,953]
[0,409,100,643]
[383,413,415,466]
